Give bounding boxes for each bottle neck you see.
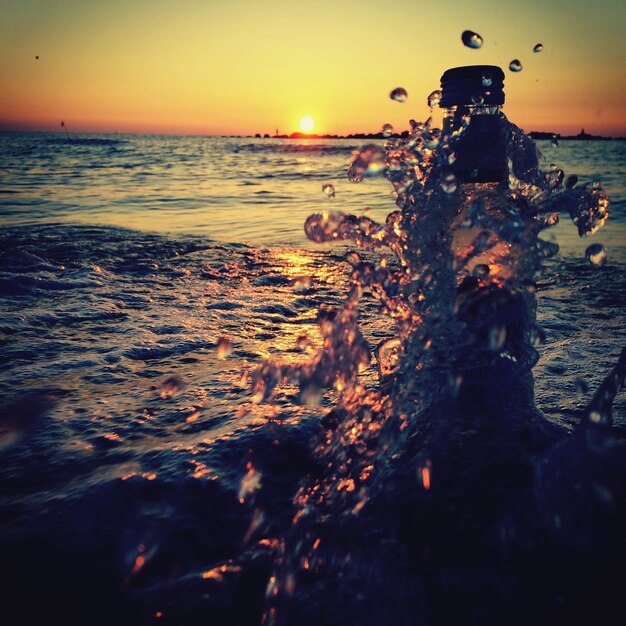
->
[444,107,507,184]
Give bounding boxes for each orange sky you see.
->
[1,0,625,136]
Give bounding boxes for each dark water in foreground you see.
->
[0,133,625,625]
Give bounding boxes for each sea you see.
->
[1,131,625,625]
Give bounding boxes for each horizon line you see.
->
[1,128,625,141]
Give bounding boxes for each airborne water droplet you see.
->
[482,75,493,87]
[533,43,544,53]
[348,145,385,182]
[441,173,457,194]
[461,30,483,49]
[585,243,607,266]
[389,87,408,103]
[217,336,233,359]
[473,264,490,278]
[427,90,442,108]
[530,326,546,347]
[322,183,335,199]
[575,378,589,396]
[382,123,394,138]
[344,251,362,266]
[488,324,507,351]
[509,59,523,72]
[159,376,184,400]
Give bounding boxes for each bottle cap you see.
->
[439,65,505,107]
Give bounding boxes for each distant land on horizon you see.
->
[1,128,624,141]
[245,129,625,141]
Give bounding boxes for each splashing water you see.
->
[346,144,386,182]
[250,80,623,625]
[427,90,442,109]
[509,59,523,72]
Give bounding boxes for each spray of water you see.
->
[250,93,620,625]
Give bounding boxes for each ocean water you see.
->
[1,131,625,625]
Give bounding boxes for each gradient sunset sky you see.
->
[1,0,625,136]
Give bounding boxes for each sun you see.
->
[299,115,315,133]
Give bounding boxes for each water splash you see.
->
[509,59,523,72]
[252,82,617,624]
[347,144,385,182]
[427,89,442,108]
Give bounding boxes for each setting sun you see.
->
[299,115,315,133]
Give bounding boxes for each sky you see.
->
[1,0,625,136]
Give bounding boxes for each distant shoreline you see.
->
[1,129,624,141]
[245,131,626,141]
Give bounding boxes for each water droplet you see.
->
[322,183,335,199]
[348,145,385,182]
[293,275,313,289]
[575,378,589,396]
[589,410,603,424]
[533,43,544,53]
[296,334,315,353]
[423,130,440,149]
[377,338,403,378]
[481,75,493,87]
[344,251,362,266]
[216,336,233,359]
[543,213,559,227]
[530,326,546,347]
[419,461,432,489]
[472,264,490,278]
[427,90,442,108]
[239,463,262,503]
[547,168,564,189]
[441,173,457,194]
[159,376,184,400]
[390,87,408,103]
[461,30,483,49]
[585,243,607,266]
[300,383,323,406]
[488,324,507,351]
[509,59,523,72]
[382,123,394,137]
